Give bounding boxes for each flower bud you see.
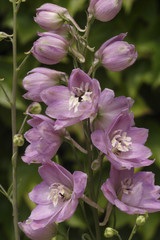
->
[27,102,42,114]
[104,227,117,238]
[34,3,69,31]
[23,67,67,101]
[32,32,69,65]
[13,134,24,147]
[88,0,122,22]
[0,32,12,41]
[95,33,137,71]
[136,215,146,226]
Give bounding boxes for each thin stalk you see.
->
[16,0,22,13]
[18,115,28,134]
[113,206,116,229]
[0,82,12,106]
[65,134,88,154]
[116,233,123,240]
[80,201,96,240]
[11,1,20,240]
[17,52,31,72]
[81,195,104,213]
[95,155,104,201]
[0,184,13,204]
[128,224,137,240]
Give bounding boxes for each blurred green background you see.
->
[1,0,160,239]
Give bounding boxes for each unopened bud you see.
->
[0,32,12,41]
[32,32,69,65]
[136,215,146,226]
[13,134,24,147]
[88,0,122,22]
[34,3,69,31]
[27,102,42,114]
[104,227,117,238]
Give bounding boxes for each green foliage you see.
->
[1,0,160,240]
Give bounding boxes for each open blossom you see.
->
[101,166,160,214]
[41,68,101,129]
[34,3,69,31]
[95,33,137,71]
[23,67,66,102]
[22,114,65,164]
[18,220,57,240]
[32,32,69,65]
[88,0,122,22]
[91,88,134,130]
[91,111,153,170]
[25,161,87,227]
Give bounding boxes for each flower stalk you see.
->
[128,224,137,240]
[83,119,101,240]
[11,1,20,239]
[81,194,104,213]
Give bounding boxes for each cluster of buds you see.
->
[18,1,160,240]
[31,1,137,70]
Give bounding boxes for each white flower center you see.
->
[69,82,92,113]
[48,183,72,207]
[121,178,134,194]
[111,130,132,154]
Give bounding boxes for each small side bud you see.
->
[0,32,12,41]
[104,227,117,238]
[136,215,146,226]
[27,102,42,114]
[13,134,24,147]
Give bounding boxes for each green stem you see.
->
[0,184,13,204]
[17,52,31,72]
[95,154,104,201]
[16,0,22,13]
[11,1,20,240]
[80,201,96,240]
[0,82,12,106]
[83,119,101,240]
[18,115,28,134]
[116,233,123,240]
[128,224,137,240]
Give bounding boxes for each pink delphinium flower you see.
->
[32,32,69,65]
[34,3,69,31]
[91,88,134,130]
[25,161,87,227]
[95,33,137,71]
[101,166,160,214]
[23,67,67,102]
[22,114,65,164]
[91,111,153,170]
[88,0,122,22]
[18,220,57,240]
[41,68,101,129]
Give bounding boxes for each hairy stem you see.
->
[11,1,20,240]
